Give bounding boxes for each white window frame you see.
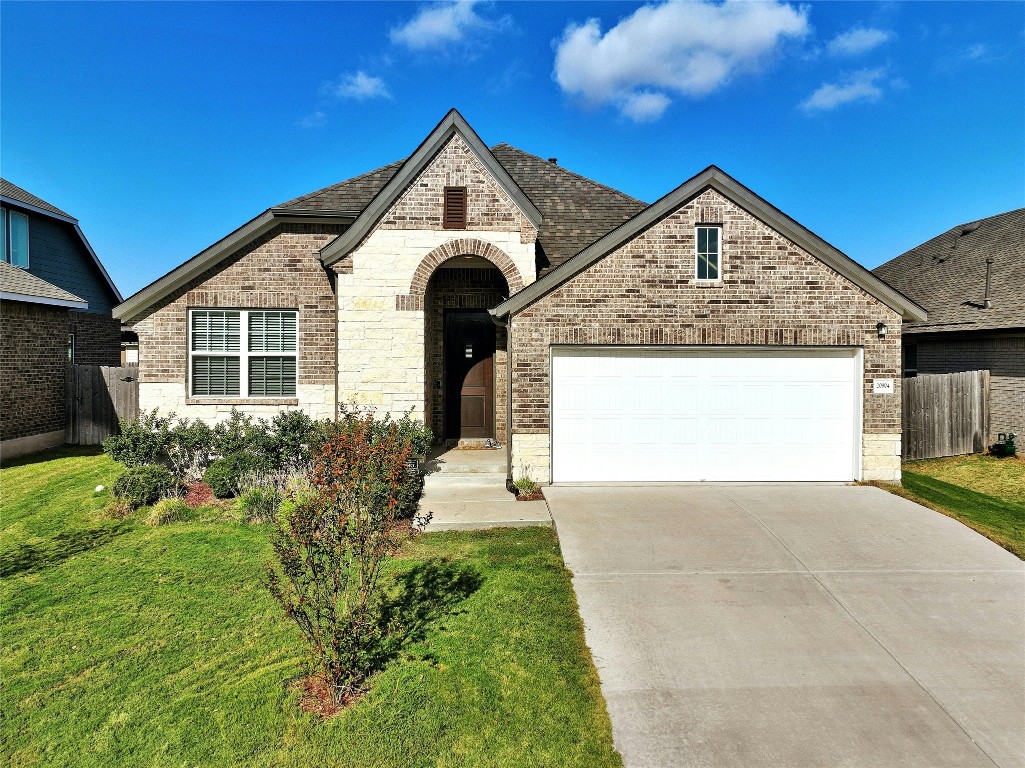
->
[2,208,30,268]
[695,224,721,282]
[68,333,75,363]
[188,308,298,399]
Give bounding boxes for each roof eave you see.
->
[320,109,544,267]
[492,166,928,323]
[1,290,88,310]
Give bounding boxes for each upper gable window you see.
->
[1,208,30,268]
[695,225,721,282]
[443,186,467,229]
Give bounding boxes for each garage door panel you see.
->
[551,347,858,483]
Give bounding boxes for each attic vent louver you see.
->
[443,186,467,229]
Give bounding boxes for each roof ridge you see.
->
[0,177,76,219]
[491,143,647,206]
[276,159,406,208]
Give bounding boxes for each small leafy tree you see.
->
[267,409,417,703]
[166,418,214,483]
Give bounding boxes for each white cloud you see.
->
[390,0,511,51]
[321,71,391,100]
[297,110,327,129]
[800,68,886,112]
[553,0,810,122]
[827,27,893,57]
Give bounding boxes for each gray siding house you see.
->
[874,209,1024,445]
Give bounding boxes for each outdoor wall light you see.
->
[877,322,888,339]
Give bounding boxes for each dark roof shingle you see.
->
[0,178,74,219]
[0,260,86,305]
[274,144,647,268]
[873,208,1025,333]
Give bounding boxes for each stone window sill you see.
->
[186,398,299,406]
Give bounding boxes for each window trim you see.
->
[2,208,30,268]
[188,308,299,399]
[695,224,721,282]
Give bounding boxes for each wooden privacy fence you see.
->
[902,370,990,460]
[66,364,139,445]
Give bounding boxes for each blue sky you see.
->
[2,1,1023,298]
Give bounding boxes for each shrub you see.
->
[113,465,180,509]
[145,498,193,526]
[267,410,422,704]
[236,485,283,524]
[166,419,214,483]
[203,452,270,498]
[101,410,174,468]
[266,410,324,473]
[514,476,538,495]
[212,409,272,460]
[104,497,135,519]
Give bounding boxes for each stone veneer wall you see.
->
[510,188,903,483]
[424,266,509,441]
[128,223,345,424]
[1,300,69,457]
[337,133,536,425]
[912,332,1024,444]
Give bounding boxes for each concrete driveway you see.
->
[545,484,1025,768]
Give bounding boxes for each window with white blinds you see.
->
[190,309,297,398]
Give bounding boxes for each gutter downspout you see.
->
[490,310,516,493]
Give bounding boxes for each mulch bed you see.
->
[516,489,545,502]
[295,673,362,718]
[183,482,216,508]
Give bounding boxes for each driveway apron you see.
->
[546,484,1025,768]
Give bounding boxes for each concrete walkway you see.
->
[546,484,1025,768]
[418,448,552,531]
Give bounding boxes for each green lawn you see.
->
[1,447,621,768]
[896,453,1025,559]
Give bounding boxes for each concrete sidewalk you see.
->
[418,448,552,531]
[547,484,1025,768]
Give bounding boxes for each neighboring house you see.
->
[0,262,88,458]
[874,209,1024,445]
[114,110,925,484]
[0,179,123,366]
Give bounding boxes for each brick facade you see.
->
[1,300,69,452]
[69,310,121,366]
[128,223,344,423]
[911,332,1024,443]
[510,188,903,481]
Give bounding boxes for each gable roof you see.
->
[0,178,123,303]
[318,109,543,266]
[0,260,88,308]
[872,208,1024,334]
[492,165,928,322]
[275,160,406,215]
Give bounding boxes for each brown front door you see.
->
[444,310,495,439]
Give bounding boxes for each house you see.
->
[0,179,123,366]
[1,181,123,459]
[0,262,89,457]
[874,209,1024,445]
[114,110,925,484]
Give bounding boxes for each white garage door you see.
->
[551,347,860,483]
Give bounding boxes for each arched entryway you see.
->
[423,256,511,442]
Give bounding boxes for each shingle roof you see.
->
[0,261,86,306]
[273,144,647,268]
[873,208,1025,334]
[0,178,74,219]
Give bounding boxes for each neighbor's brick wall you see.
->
[912,332,1024,443]
[511,188,903,481]
[128,223,345,422]
[0,300,69,442]
[69,310,121,366]
[424,266,508,441]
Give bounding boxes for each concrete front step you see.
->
[426,447,506,474]
[417,499,552,531]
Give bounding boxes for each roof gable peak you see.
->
[319,110,543,266]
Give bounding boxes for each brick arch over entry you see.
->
[409,238,524,296]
